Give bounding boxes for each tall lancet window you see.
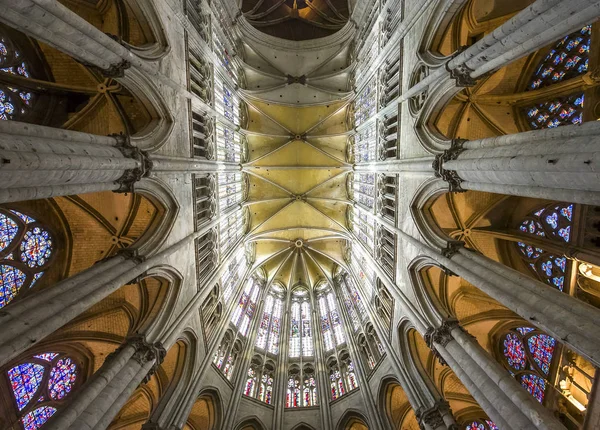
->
[289,290,314,358]
[255,290,283,355]
[287,288,317,408]
[221,247,247,302]
[319,291,345,352]
[231,277,260,337]
[525,25,591,129]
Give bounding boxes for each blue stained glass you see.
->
[30,272,44,288]
[558,226,570,242]
[0,264,26,308]
[516,327,535,335]
[503,333,526,370]
[545,212,558,229]
[20,227,52,268]
[8,363,45,410]
[10,210,35,224]
[521,373,546,403]
[465,423,485,430]
[552,276,565,290]
[48,357,77,400]
[528,334,556,374]
[560,204,573,221]
[485,420,499,430]
[0,213,18,252]
[21,406,57,430]
[34,353,58,362]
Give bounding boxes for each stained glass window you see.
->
[214,76,240,126]
[216,122,243,163]
[500,326,557,404]
[517,242,566,291]
[258,372,274,404]
[6,353,79,429]
[465,423,485,430]
[231,279,260,337]
[353,173,376,210]
[329,368,344,400]
[221,247,247,302]
[218,172,243,212]
[529,26,591,91]
[244,367,257,396]
[464,418,499,429]
[219,209,244,256]
[354,78,377,127]
[525,25,591,130]
[256,295,274,350]
[303,376,317,407]
[267,296,283,355]
[0,210,51,309]
[0,36,34,121]
[517,202,574,291]
[519,203,574,243]
[286,377,301,408]
[351,206,375,253]
[319,291,345,351]
[353,123,377,164]
[350,245,375,298]
[345,361,358,390]
[301,301,313,357]
[289,302,301,357]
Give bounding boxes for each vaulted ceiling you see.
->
[241,0,350,41]
[240,35,353,291]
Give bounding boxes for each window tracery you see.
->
[216,122,243,163]
[525,26,591,130]
[319,291,345,351]
[255,291,283,355]
[213,331,243,380]
[5,352,79,430]
[500,326,557,403]
[353,78,377,127]
[0,209,52,309]
[0,36,33,121]
[231,278,261,337]
[221,247,247,302]
[352,173,376,211]
[217,172,243,213]
[349,206,375,254]
[516,203,575,291]
[352,123,377,164]
[219,209,244,256]
[214,75,240,126]
[243,357,275,405]
[289,292,314,358]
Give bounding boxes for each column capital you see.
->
[433,140,466,192]
[116,248,147,265]
[441,241,465,259]
[417,400,453,430]
[128,335,167,382]
[424,319,460,365]
[112,137,152,193]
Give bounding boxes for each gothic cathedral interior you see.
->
[0,0,599,429]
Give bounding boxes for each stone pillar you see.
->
[345,267,458,429]
[427,320,566,430]
[0,121,147,203]
[273,291,292,429]
[333,278,384,430]
[45,335,166,430]
[170,267,253,430]
[311,299,334,430]
[222,285,270,430]
[0,0,138,76]
[440,243,600,368]
[436,122,600,205]
[416,401,456,430]
[0,229,198,367]
[404,0,600,99]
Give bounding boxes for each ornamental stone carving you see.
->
[433,139,467,192]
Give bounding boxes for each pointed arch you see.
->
[234,415,268,430]
[410,177,453,250]
[335,409,370,430]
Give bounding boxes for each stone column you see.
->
[0,121,146,203]
[170,267,253,430]
[404,0,600,99]
[440,243,600,368]
[345,268,457,430]
[333,278,384,430]
[45,335,165,430]
[222,285,270,430]
[311,298,334,430]
[273,292,292,429]
[436,122,600,205]
[0,0,138,76]
[0,227,201,367]
[427,320,566,430]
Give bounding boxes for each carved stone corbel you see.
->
[417,401,453,430]
[424,319,460,365]
[112,134,152,193]
[433,139,467,193]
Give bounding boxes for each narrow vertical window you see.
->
[301,301,313,357]
[289,302,301,357]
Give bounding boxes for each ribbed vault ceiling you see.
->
[241,0,350,41]
[240,37,352,291]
